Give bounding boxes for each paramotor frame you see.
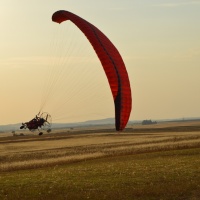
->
[20,112,52,135]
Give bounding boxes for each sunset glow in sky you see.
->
[0,0,200,125]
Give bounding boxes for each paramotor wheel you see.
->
[39,132,43,136]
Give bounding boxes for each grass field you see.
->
[0,121,200,199]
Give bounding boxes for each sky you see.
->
[0,0,200,125]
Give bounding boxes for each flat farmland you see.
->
[0,121,200,199]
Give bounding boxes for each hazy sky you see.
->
[0,0,200,125]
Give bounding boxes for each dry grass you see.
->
[0,122,200,199]
[0,148,199,200]
[0,121,200,172]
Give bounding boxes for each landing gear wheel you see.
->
[39,132,43,136]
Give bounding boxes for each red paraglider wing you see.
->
[52,10,132,131]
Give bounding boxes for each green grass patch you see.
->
[0,148,200,200]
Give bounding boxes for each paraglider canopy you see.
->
[52,10,132,131]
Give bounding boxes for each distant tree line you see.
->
[142,120,157,125]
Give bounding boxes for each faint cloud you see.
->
[153,0,200,7]
[0,55,98,69]
[188,48,200,57]
[165,49,200,61]
[124,48,200,63]
[0,57,48,69]
[173,48,200,60]
[107,7,133,11]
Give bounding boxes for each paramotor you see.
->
[20,112,52,135]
